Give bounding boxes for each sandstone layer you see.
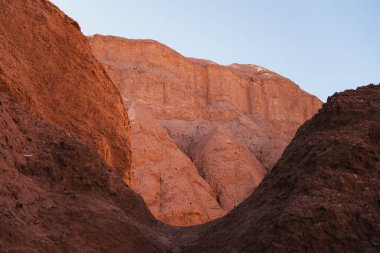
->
[88,35,322,225]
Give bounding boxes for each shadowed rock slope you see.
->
[178,84,380,252]
[0,93,171,252]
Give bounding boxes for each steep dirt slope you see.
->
[0,93,171,252]
[179,85,380,252]
[127,103,225,225]
[0,0,131,181]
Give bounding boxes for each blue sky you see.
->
[51,0,379,101]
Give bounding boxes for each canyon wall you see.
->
[89,35,322,225]
[88,36,321,168]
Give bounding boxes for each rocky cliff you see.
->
[88,35,322,169]
[88,35,322,225]
[0,1,131,181]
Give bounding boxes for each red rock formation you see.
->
[191,126,266,211]
[88,34,322,225]
[127,103,225,225]
[88,35,321,169]
[0,1,131,181]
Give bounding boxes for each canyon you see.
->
[88,35,322,225]
[0,0,379,252]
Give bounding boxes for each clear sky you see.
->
[50,0,379,101]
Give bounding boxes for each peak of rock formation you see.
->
[0,0,132,182]
[88,34,322,225]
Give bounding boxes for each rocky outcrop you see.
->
[127,103,225,225]
[190,127,266,211]
[0,1,131,181]
[88,35,322,225]
[88,35,322,169]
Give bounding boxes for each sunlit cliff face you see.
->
[88,34,322,226]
